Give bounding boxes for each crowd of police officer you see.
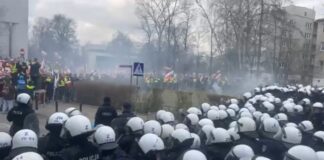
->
[1,84,324,160]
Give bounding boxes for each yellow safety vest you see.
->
[12,64,17,73]
[58,80,65,87]
[46,77,52,83]
[26,85,35,90]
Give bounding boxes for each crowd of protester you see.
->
[0,57,78,113]
[2,84,324,159]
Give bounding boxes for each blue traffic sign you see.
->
[133,62,144,76]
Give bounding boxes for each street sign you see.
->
[133,62,144,76]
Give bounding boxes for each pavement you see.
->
[0,102,100,136]
[0,102,154,136]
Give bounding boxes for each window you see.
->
[306,23,312,29]
[305,33,312,39]
[321,42,324,51]
[305,12,307,16]
[320,61,324,68]
[323,25,324,32]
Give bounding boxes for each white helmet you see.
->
[317,151,324,160]
[237,117,256,133]
[284,145,317,160]
[156,110,167,121]
[144,120,162,136]
[201,103,211,113]
[244,102,253,108]
[210,128,231,144]
[274,113,288,122]
[298,120,314,132]
[16,93,31,104]
[226,109,236,118]
[175,123,189,131]
[207,110,219,120]
[185,114,199,125]
[219,105,227,110]
[94,126,118,150]
[285,123,298,128]
[160,112,175,124]
[229,121,238,129]
[243,92,252,99]
[281,126,302,146]
[239,112,253,119]
[228,128,240,141]
[12,152,44,160]
[161,124,174,139]
[64,115,92,137]
[262,102,275,112]
[64,107,82,117]
[228,104,239,112]
[250,156,271,160]
[219,110,229,119]
[261,118,280,137]
[190,133,201,148]
[47,112,69,125]
[182,150,207,160]
[313,102,323,108]
[198,119,214,127]
[171,129,192,143]
[126,117,144,132]
[239,108,250,114]
[225,144,255,160]
[314,131,324,142]
[246,106,256,113]
[138,133,165,154]
[302,98,311,105]
[230,99,239,105]
[199,125,215,145]
[210,106,219,111]
[294,105,303,113]
[275,98,281,104]
[187,107,202,116]
[260,113,271,122]
[12,129,37,149]
[0,132,12,148]
[253,111,263,121]
[282,103,295,113]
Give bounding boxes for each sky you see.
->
[29,0,324,45]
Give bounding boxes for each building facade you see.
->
[312,19,324,86]
[283,5,316,83]
[0,0,29,58]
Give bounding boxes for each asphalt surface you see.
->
[0,102,153,136]
[0,102,99,136]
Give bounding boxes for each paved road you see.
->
[0,102,154,136]
[0,102,99,135]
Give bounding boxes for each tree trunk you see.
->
[257,0,264,76]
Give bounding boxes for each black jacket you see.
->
[111,111,135,137]
[259,138,287,160]
[59,139,100,160]
[202,143,232,160]
[236,133,262,155]
[38,133,67,160]
[100,147,134,160]
[7,104,39,136]
[0,146,11,160]
[94,104,117,126]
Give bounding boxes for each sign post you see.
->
[133,62,144,86]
